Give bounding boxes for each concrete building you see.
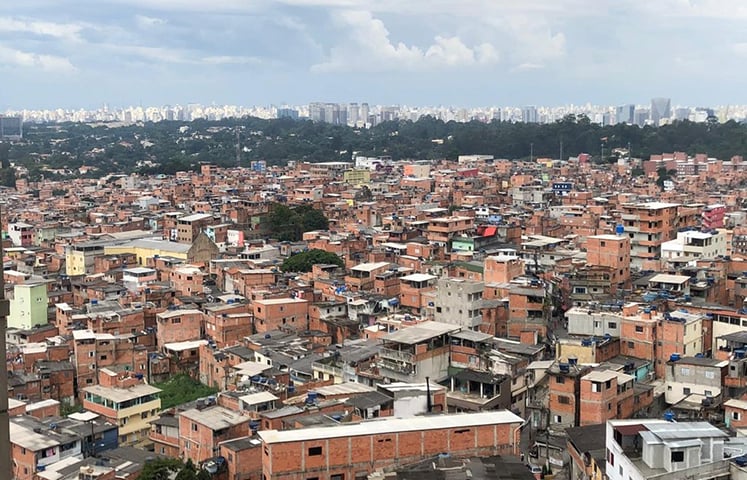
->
[605,419,737,480]
[82,376,161,447]
[8,222,34,247]
[258,410,524,480]
[620,202,681,271]
[661,230,727,263]
[9,283,48,330]
[377,321,460,383]
[432,278,484,329]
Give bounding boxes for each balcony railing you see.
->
[379,348,415,363]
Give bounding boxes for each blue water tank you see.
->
[670,353,681,362]
[664,411,675,422]
[615,224,625,235]
[306,391,318,404]
[735,350,746,359]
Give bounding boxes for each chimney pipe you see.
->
[425,376,432,413]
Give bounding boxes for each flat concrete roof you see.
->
[259,410,523,444]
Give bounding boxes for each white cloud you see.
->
[311,10,499,73]
[0,44,76,72]
[135,14,166,28]
[201,55,263,65]
[0,17,84,41]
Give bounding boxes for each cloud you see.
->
[511,63,544,73]
[0,44,76,72]
[311,10,499,73]
[0,16,84,41]
[135,14,166,28]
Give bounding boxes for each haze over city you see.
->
[4,0,747,109]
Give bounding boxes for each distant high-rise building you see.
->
[309,102,325,122]
[674,107,690,121]
[634,108,650,127]
[360,103,370,125]
[277,108,299,120]
[521,106,538,123]
[0,116,22,140]
[347,103,359,125]
[616,104,635,124]
[650,97,672,125]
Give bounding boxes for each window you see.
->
[733,411,741,420]
[635,326,643,333]
[705,371,715,379]
[141,412,148,419]
[671,451,684,462]
[192,423,198,432]
[308,446,322,456]
[554,415,562,423]
[558,396,570,405]
[704,390,712,397]
[607,449,614,466]
[331,475,344,480]
[608,322,617,329]
[680,367,690,376]
[683,387,691,395]
[556,376,565,384]
[592,382,602,393]
[172,318,181,324]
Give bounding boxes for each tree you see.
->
[138,458,183,480]
[265,204,329,242]
[282,249,344,273]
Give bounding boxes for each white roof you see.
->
[69,411,100,422]
[239,391,279,405]
[583,369,634,384]
[254,297,307,305]
[25,399,60,411]
[164,339,208,351]
[351,261,390,272]
[180,213,214,222]
[649,273,690,284]
[259,411,523,444]
[157,308,203,319]
[233,361,271,376]
[725,398,747,410]
[10,421,60,450]
[83,383,161,402]
[400,273,437,283]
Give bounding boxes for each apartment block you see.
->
[605,419,734,480]
[620,202,680,270]
[377,321,459,383]
[579,369,635,426]
[82,372,161,446]
[253,298,309,333]
[432,278,484,329]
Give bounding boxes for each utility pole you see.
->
[530,143,534,163]
[0,203,10,475]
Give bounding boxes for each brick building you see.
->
[258,411,523,480]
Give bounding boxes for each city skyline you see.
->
[4,1,747,109]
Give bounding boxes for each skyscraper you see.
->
[616,104,635,124]
[650,97,672,126]
[0,116,22,140]
[521,106,538,123]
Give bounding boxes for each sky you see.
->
[1,0,747,109]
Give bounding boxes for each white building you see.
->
[605,418,745,480]
[661,230,727,263]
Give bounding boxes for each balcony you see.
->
[379,347,415,363]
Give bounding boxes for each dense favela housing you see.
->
[5,150,747,480]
